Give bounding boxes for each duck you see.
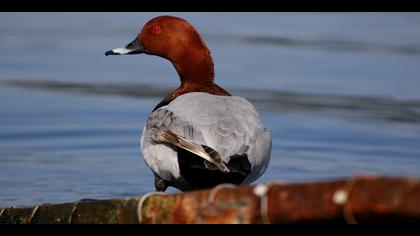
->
[105,15,272,192]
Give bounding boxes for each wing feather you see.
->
[151,130,230,173]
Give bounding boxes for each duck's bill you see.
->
[105,38,145,56]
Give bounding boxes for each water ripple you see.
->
[203,33,420,56]
[3,79,420,124]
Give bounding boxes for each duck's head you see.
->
[106,16,214,82]
[105,15,235,98]
[107,16,207,58]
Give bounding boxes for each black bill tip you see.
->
[105,50,116,56]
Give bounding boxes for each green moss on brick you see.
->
[0,207,35,224]
[31,203,76,224]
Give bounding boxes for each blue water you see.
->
[1,13,420,207]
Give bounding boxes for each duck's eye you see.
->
[151,25,161,33]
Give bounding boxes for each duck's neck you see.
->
[169,47,231,96]
[172,48,215,89]
[152,49,230,111]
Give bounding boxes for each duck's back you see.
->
[141,92,271,190]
